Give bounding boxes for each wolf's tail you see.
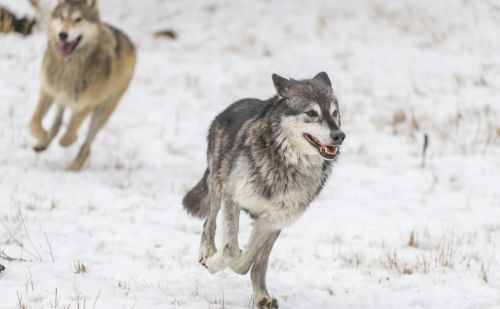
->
[182,169,210,219]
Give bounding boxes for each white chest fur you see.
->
[42,75,94,112]
[227,157,324,230]
[234,183,310,229]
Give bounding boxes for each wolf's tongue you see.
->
[320,145,338,156]
[60,42,74,56]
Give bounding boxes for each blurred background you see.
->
[0,0,499,308]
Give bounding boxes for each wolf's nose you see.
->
[331,131,346,145]
[59,32,68,41]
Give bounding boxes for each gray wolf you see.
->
[29,0,136,171]
[183,72,345,309]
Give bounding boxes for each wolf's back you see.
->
[182,169,210,219]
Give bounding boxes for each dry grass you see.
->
[15,292,29,309]
[386,106,499,157]
[74,261,87,274]
[334,249,362,268]
[207,295,225,309]
[379,230,497,281]
[169,296,185,306]
[5,257,104,309]
[383,252,413,275]
[370,3,448,46]
[25,268,34,292]
[480,262,489,284]
[382,251,430,275]
[407,230,417,248]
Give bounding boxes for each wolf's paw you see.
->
[59,134,77,147]
[205,252,229,274]
[198,244,216,269]
[255,295,278,309]
[33,143,48,152]
[31,128,50,152]
[30,122,47,141]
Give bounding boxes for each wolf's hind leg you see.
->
[199,219,216,265]
[60,108,91,147]
[205,197,240,273]
[67,98,119,171]
[199,190,220,268]
[29,91,53,152]
[252,231,280,309]
[49,106,65,139]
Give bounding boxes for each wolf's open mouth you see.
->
[303,133,339,160]
[59,35,82,57]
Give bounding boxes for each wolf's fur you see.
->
[183,72,345,309]
[29,0,136,171]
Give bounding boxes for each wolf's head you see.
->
[49,0,100,57]
[273,72,345,161]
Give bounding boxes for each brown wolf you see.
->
[29,0,136,171]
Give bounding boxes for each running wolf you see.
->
[183,72,345,308]
[29,0,136,171]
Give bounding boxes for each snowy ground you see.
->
[0,0,499,308]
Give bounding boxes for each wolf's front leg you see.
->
[29,91,54,152]
[205,198,241,273]
[230,228,280,275]
[36,106,64,151]
[251,231,280,309]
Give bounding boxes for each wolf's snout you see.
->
[331,131,345,145]
[59,32,68,41]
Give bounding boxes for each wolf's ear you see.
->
[313,72,332,88]
[85,0,100,17]
[86,0,98,9]
[272,73,291,97]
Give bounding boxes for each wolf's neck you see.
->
[45,40,103,91]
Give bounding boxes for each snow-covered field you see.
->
[1,0,499,308]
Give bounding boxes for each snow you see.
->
[0,0,499,308]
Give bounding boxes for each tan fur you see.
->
[29,0,136,171]
[0,7,14,33]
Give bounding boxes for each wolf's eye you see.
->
[75,17,82,22]
[305,110,319,118]
[333,110,339,117]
